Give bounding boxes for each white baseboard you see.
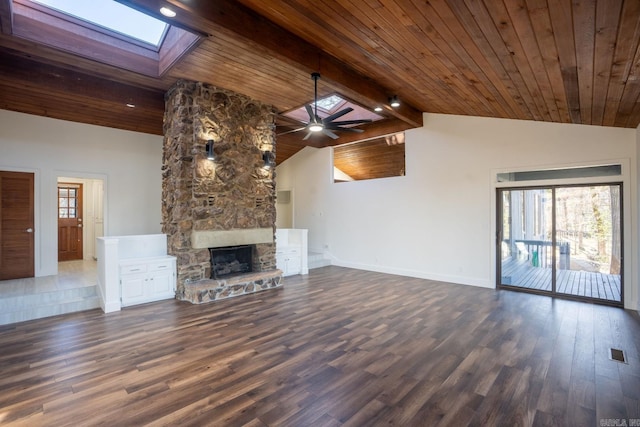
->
[326,252,493,289]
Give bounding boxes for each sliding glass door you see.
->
[498,184,622,305]
[499,188,554,292]
[554,185,622,302]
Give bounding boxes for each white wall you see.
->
[275,189,294,228]
[277,113,639,310]
[0,110,163,277]
[637,122,640,311]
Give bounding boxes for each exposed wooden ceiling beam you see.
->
[0,50,165,108]
[116,0,423,128]
[0,0,13,35]
[0,49,165,134]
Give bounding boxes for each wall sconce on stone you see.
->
[206,140,215,160]
[262,151,275,169]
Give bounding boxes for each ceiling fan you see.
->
[279,72,372,140]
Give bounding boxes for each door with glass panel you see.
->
[498,184,622,305]
[58,183,83,261]
[498,188,554,293]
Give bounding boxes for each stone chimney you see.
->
[162,80,280,303]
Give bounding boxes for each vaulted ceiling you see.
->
[1,0,639,164]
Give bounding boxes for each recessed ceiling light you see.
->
[160,7,176,18]
[126,103,136,108]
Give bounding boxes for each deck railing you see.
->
[506,239,570,269]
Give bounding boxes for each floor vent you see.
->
[609,348,627,364]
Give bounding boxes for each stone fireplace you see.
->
[162,80,282,304]
[210,245,253,279]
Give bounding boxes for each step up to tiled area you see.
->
[0,260,101,326]
[0,287,100,325]
[308,251,331,269]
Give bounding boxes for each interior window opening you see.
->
[333,132,405,183]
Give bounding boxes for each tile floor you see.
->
[0,260,100,325]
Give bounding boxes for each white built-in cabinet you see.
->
[97,234,176,312]
[275,229,308,277]
[119,256,176,307]
[277,246,302,276]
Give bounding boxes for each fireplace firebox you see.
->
[209,245,253,279]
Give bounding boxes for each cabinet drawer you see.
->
[149,261,173,272]
[120,264,148,275]
[277,247,301,256]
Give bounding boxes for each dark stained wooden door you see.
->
[0,171,35,280]
[58,183,83,261]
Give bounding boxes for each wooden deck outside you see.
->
[501,257,621,303]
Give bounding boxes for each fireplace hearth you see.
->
[210,245,253,279]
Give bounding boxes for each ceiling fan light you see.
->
[308,123,324,132]
[160,7,176,18]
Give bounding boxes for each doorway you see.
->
[57,177,104,262]
[0,171,35,280]
[497,183,622,306]
[58,183,83,261]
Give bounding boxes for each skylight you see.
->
[315,95,345,111]
[283,94,384,125]
[32,0,168,46]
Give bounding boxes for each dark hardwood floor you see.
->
[1,266,639,426]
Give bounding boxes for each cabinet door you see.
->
[150,271,172,295]
[149,260,175,297]
[288,256,301,275]
[121,274,146,306]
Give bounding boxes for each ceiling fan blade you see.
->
[323,107,353,123]
[303,131,313,140]
[323,129,340,139]
[325,126,364,133]
[304,104,315,121]
[328,119,373,126]
[303,104,323,125]
[277,127,306,136]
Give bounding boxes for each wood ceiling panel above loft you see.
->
[334,136,406,182]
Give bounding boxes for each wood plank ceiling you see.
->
[0,0,639,165]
